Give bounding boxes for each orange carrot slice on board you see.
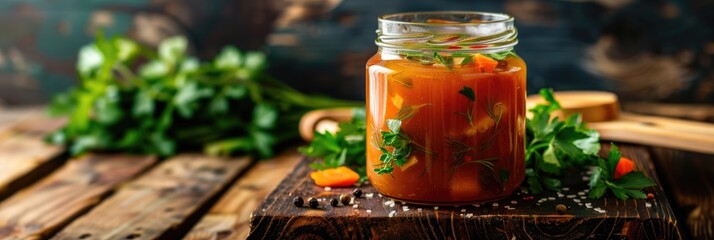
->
[310,166,360,187]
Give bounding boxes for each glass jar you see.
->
[365,11,526,204]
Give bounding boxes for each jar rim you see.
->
[375,11,518,53]
[378,11,514,26]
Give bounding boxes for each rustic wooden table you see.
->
[0,106,711,239]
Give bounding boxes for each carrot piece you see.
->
[614,157,635,180]
[310,166,360,187]
[474,54,498,72]
[426,18,460,24]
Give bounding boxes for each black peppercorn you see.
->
[293,197,304,207]
[556,204,567,214]
[352,188,363,198]
[339,194,351,205]
[330,198,339,207]
[308,197,319,208]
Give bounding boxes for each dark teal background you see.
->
[0,0,712,105]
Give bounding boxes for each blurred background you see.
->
[0,1,712,239]
[0,0,713,106]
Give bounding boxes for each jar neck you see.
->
[376,11,518,54]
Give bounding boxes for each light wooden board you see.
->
[0,109,67,200]
[52,154,252,240]
[0,108,64,141]
[0,134,65,200]
[183,149,302,240]
[0,154,156,239]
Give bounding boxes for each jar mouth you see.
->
[379,11,513,26]
[376,11,517,53]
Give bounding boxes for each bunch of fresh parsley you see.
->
[47,33,360,158]
[526,89,655,199]
[299,108,367,181]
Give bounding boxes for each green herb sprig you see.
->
[525,89,655,199]
[588,144,656,199]
[375,104,434,175]
[299,108,367,181]
[48,34,360,158]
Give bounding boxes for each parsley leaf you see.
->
[525,89,654,199]
[458,86,475,102]
[299,108,367,181]
[48,34,361,158]
[375,105,434,175]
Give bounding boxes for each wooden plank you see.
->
[650,147,714,239]
[622,102,714,123]
[183,148,302,240]
[0,108,67,200]
[247,144,681,239]
[0,154,156,239]
[0,134,65,200]
[52,154,252,240]
[0,108,64,141]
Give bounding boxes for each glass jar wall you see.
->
[366,11,527,204]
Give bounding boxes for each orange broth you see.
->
[366,52,526,204]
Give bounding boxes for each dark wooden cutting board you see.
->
[248,144,681,239]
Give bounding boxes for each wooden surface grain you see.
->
[184,148,303,240]
[0,110,66,201]
[650,147,714,239]
[0,154,156,239]
[248,144,681,240]
[52,154,252,240]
